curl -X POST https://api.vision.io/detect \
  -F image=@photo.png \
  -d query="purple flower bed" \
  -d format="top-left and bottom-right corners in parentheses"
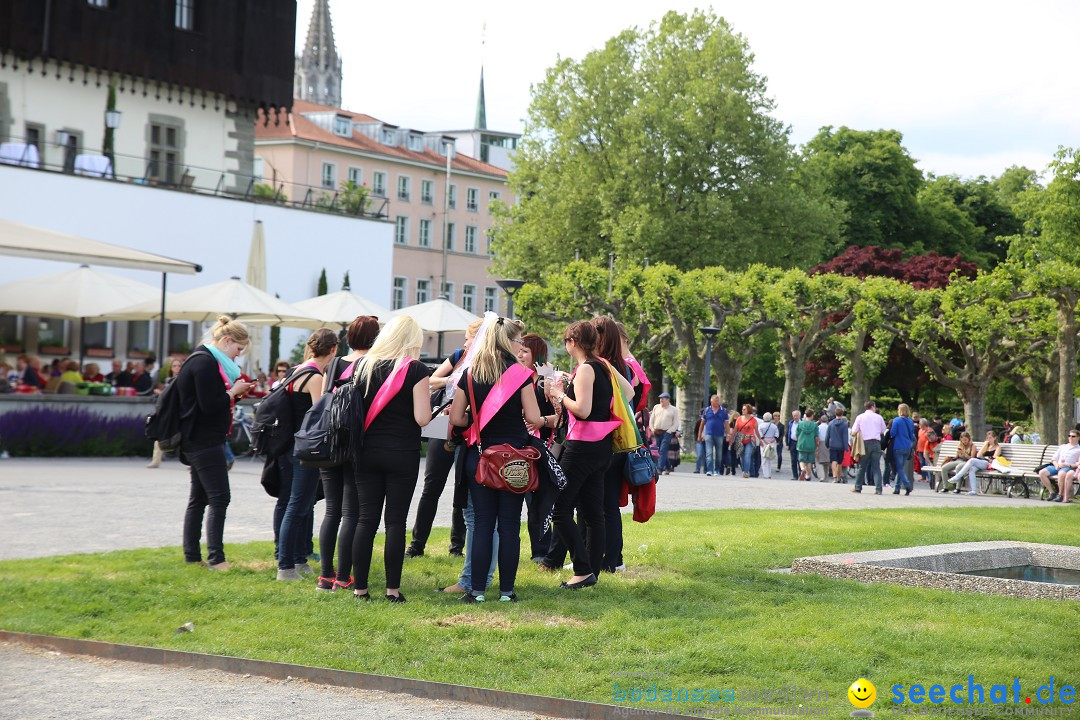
top-left (0, 407), bottom-right (152, 457)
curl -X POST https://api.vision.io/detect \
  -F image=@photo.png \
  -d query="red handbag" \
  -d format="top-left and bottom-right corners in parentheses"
top-left (468, 373), bottom-right (541, 494)
top-left (842, 449), bottom-right (854, 467)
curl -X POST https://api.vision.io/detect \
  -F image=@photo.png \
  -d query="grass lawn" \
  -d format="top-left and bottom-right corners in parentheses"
top-left (2, 507), bottom-right (1079, 716)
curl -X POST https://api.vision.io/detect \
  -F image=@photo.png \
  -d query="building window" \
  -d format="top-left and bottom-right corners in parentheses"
top-left (381, 128), bottom-right (396, 145)
top-left (394, 216), bottom-right (409, 244)
top-left (407, 134), bottom-right (423, 152)
top-left (253, 156), bottom-right (264, 182)
top-left (333, 115), bottom-right (351, 137)
top-left (127, 320), bottom-right (151, 353)
top-left (462, 284), bottom-right (476, 314)
top-left (440, 281), bottom-right (454, 303)
top-left (418, 219), bottom-right (431, 248)
top-left (420, 179), bottom-right (434, 205)
top-left (397, 175), bottom-right (410, 201)
top-left (416, 279), bottom-right (431, 304)
top-left (321, 162), bottom-right (336, 189)
top-left (444, 223), bottom-right (455, 251)
top-left (24, 123), bottom-right (44, 158)
top-left (372, 171), bottom-right (386, 196)
top-left (148, 120), bottom-right (182, 185)
top-left (175, 0), bottom-right (194, 30)
top-left (448, 184), bottom-right (457, 209)
top-left (347, 166), bottom-right (362, 186)
top-left (464, 225), bottom-right (478, 254)
top-left (484, 287), bottom-right (498, 313)
top-left (392, 277), bottom-right (407, 310)
top-left (466, 187), bottom-right (479, 212)
top-left (489, 190), bottom-right (501, 212)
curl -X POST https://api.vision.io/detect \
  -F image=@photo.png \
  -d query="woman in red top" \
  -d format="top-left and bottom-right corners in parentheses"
top-left (734, 404), bottom-right (760, 478)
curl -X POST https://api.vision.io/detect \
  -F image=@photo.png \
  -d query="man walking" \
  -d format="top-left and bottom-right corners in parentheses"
top-left (850, 400), bottom-right (887, 494)
top-left (786, 410), bottom-right (802, 480)
top-left (650, 392), bottom-right (680, 476)
top-left (701, 395), bottom-right (728, 476)
top-left (827, 407), bottom-right (849, 483)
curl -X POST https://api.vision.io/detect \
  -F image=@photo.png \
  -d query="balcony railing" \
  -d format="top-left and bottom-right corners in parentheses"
top-left (0, 137), bottom-right (390, 220)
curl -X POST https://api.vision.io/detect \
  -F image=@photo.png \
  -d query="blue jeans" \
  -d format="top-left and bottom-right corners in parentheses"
top-left (893, 448), bottom-right (913, 492)
top-left (704, 435), bottom-right (724, 474)
top-left (277, 453), bottom-right (320, 570)
top-left (457, 492), bottom-right (497, 592)
top-left (467, 446), bottom-right (525, 594)
top-left (695, 440), bottom-right (707, 472)
top-left (740, 442), bottom-right (755, 475)
top-left (656, 431), bottom-right (673, 472)
top-left (856, 440), bottom-right (883, 492)
top-left (223, 441), bottom-right (235, 464)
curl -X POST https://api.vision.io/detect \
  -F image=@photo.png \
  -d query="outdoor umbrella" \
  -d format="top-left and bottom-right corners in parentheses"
top-left (289, 290), bottom-right (391, 329)
top-left (244, 220), bottom-right (267, 373)
top-left (0, 265), bottom-right (172, 364)
top-left (390, 298), bottom-right (481, 357)
top-left (102, 276), bottom-right (317, 326)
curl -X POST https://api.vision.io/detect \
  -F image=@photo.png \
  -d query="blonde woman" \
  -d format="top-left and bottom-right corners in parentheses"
top-left (938, 431), bottom-right (975, 493)
top-left (176, 316), bottom-right (253, 570)
top-left (949, 430), bottom-right (1001, 496)
top-left (276, 328), bottom-right (338, 581)
top-left (350, 315), bottom-right (432, 602)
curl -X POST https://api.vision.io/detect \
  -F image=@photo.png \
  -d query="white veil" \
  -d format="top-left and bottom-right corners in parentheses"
top-left (444, 311), bottom-right (499, 401)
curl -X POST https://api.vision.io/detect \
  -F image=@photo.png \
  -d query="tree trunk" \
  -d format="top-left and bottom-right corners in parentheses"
top-left (677, 351), bottom-right (706, 440)
top-left (960, 383), bottom-right (990, 438)
top-left (1032, 386), bottom-right (1059, 443)
top-left (715, 358), bottom-right (745, 410)
top-left (645, 357), bottom-right (664, 407)
top-left (1057, 306), bottom-right (1077, 440)
top-left (780, 360), bottom-right (806, 424)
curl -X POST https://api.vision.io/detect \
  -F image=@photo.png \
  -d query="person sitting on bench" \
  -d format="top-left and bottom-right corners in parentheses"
top-left (1038, 431), bottom-right (1080, 503)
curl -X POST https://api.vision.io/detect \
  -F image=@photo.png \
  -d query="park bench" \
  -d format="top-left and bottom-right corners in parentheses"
top-left (922, 441), bottom-right (1057, 498)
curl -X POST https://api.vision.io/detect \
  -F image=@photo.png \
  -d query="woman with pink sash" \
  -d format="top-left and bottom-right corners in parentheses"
top-left (449, 318), bottom-right (544, 603)
top-left (547, 320), bottom-right (632, 590)
top-left (315, 315), bottom-right (378, 592)
top-left (350, 316), bottom-right (432, 602)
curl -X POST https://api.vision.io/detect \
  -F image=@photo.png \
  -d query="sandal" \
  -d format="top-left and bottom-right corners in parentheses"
top-left (332, 576), bottom-right (355, 591)
top-left (316, 575), bottom-right (336, 592)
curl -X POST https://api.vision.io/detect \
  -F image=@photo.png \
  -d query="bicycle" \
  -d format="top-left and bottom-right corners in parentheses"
top-left (229, 404), bottom-right (255, 459)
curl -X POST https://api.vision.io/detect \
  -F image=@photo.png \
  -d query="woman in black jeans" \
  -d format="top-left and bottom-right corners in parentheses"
top-left (547, 320), bottom-right (633, 590)
top-left (315, 315), bottom-right (379, 591)
top-left (450, 318), bottom-right (544, 603)
top-left (350, 315), bottom-right (431, 602)
top-left (177, 316), bottom-right (253, 570)
top-left (517, 333), bottom-right (558, 562)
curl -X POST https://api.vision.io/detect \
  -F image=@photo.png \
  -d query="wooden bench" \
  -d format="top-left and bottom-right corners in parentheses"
top-left (923, 441), bottom-right (1057, 498)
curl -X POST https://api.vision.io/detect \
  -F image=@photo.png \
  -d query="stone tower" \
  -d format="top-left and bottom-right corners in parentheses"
top-left (294, 0), bottom-right (342, 107)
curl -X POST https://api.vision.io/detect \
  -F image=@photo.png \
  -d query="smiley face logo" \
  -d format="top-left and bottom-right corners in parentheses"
top-left (848, 678), bottom-right (877, 709)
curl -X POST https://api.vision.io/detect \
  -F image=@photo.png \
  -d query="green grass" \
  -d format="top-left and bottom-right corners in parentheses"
top-left (2, 508), bottom-right (1079, 716)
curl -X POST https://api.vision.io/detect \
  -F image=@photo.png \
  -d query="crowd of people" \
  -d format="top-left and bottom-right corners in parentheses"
top-left (175, 312), bottom-right (657, 603)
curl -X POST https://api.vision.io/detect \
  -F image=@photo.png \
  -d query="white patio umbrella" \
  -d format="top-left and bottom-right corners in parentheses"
top-left (389, 298), bottom-right (480, 333)
top-left (102, 276), bottom-right (317, 326)
top-left (0, 265), bottom-right (172, 363)
top-left (244, 221), bottom-right (267, 373)
top-left (288, 290), bottom-right (391, 329)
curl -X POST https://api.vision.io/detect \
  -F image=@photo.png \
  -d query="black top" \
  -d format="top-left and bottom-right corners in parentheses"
top-left (21, 366), bottom-right (43, 388)
top-left (360, 359), bottom-right (432, 451)
top-left (286, 365), bottom-right (321, 432)
top-left (457, 355), bottom-right (532, 445)
top-left (176, 346), bottom-right (231, 452)
top-left (568, 360), bottom-right (613, 423)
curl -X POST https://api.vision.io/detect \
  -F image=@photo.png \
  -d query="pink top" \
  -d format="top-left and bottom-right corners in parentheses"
top-left (851, 410), bottom-right (887, 441)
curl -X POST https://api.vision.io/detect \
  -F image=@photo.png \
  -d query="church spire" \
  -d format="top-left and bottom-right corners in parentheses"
top-left (294, 0), bottom-right (343, 108)
top-left (475, 66), bottom-right (487, 130)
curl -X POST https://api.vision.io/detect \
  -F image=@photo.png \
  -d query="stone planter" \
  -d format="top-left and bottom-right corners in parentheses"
top-left (39, 346), bottom-right (70, 356)
top-left (85, 347), bottom-right (115, 358)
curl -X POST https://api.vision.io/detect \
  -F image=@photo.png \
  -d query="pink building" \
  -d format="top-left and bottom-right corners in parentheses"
top-left (254, 99), bottom-right (514, 356)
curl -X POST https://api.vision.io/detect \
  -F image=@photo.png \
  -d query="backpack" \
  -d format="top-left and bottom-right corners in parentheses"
top-left (145, 348), bottom-right (210, 452)
top-left (293, 358), bottom-right (357, 468)
top-left (250, 364), bottom-right (321, 458)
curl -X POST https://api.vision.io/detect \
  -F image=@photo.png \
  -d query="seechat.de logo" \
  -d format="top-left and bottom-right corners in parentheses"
top-left (848, 678), bottom-right (877, 717)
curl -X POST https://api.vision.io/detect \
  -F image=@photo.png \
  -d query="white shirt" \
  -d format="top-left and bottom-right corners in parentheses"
top-left (650, 403), bottom-right (680, 434)
top-left (1052, 443), bottom-right (1080, 467)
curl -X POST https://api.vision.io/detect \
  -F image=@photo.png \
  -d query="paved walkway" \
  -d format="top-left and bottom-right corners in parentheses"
top-left (0, 457), bottom-right (1042, 561)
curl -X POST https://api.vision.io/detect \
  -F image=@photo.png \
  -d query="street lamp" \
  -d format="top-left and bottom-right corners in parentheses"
top-left (496, 279), bottom-right (525, 319)
top-left (700, 326), bottom-right (720, 404)
top-left (105, 109), bottom-right (122, 130)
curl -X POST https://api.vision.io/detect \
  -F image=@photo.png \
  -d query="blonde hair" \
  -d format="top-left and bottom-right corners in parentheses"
top-left (471, 318), bottom-right (519, 385)
top-left (466, 318), bottom-right (484, 338)
top-left (210, 315), bottom-right (250, 345)
top-left (354, 315), bottom-right (422, 393)
top-left (897, 403), bottom-right (911, 417)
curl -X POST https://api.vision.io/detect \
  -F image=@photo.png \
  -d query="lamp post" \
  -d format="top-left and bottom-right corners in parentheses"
top-left (700, 326), bottom-right (720, 404)
top-left (496, 279), bottom-right (525, 319)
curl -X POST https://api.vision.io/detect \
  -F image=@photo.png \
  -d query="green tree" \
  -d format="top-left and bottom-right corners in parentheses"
top-left (917, 174), bottom-right (1023, 267)
top-left (317, 268), bottom-right (328, 296)
top-left (492, 10), bottom-right (843, 280)
top-left (342, 271), bottom-right (351, 291)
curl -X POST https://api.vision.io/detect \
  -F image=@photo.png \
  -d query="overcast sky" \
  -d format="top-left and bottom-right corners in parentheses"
top-left (298, 0), bottom-right (1078, 181)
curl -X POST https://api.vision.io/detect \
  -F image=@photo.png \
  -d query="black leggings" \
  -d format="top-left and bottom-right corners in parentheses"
top-left (602, 453), bottom-right (627, 572)
top-left (318, 464), bottom-right (358, 580)
top-left (182, 445), bottom-right (231, 565)
top-left (552, 438), bottom-right (611, 577)
top-left (352, 448), bottom-right (420, 591)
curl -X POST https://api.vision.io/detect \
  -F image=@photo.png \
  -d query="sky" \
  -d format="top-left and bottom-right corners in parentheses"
top-left (297, 0), bottom-right (1080, 181)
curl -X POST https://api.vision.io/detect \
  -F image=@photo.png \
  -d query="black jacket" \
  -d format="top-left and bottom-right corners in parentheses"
top-left (176, 347), bottom-right (231, 452)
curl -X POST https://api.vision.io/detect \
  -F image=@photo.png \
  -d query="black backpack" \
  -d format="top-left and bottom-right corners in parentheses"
top-left (294, 358), bottom-right (355, 468)
top-left (145, 348), bottom-right (210, 452)
top-left (250, 364), bottom-right (321, 458)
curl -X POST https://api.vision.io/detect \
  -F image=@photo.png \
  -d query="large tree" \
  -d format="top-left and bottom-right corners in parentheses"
top-left (492, 10), bottom-right (843, 280)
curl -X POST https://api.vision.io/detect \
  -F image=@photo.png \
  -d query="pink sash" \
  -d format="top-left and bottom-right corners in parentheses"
top-left (565, 363), bottom-right (622, 442)
top-left (625, 356), bottom-right (651, 412)
top-left (464, 363), bottom-right (533, 446)
top-left (363, 358), bottom-right (414, 431)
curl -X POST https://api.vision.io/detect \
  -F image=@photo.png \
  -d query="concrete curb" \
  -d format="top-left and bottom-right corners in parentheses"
top-left (0, 630), bottom-right (682, 719)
